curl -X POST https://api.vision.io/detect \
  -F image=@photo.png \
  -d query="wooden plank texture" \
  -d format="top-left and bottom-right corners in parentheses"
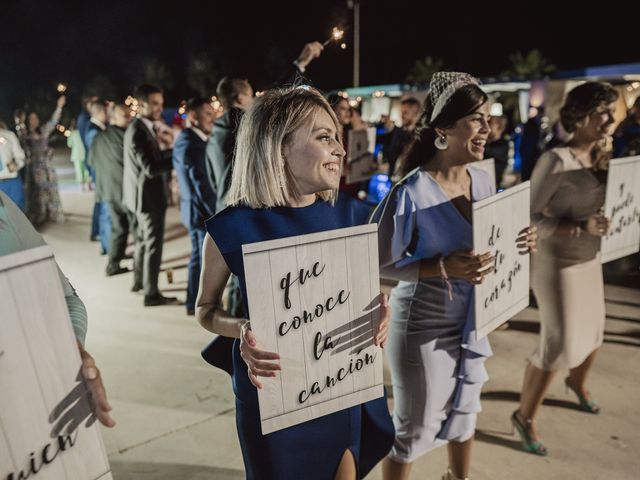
top-left (473, 182), bottom-right (531, 339)
top-left (243, 224), bottom-right (384, 434)
top-left (0, 247), bottom-right (111, 479)
top-left (601, 156), bottom-right (640, 263)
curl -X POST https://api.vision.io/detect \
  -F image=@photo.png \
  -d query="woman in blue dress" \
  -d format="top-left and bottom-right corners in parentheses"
top-left (196, 86), bottom-right (394, 479)
top-left (372, 72), bottom-right (536, 480)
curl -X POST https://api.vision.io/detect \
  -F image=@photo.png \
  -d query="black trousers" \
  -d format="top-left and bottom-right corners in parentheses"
top-left (134, 208), bottom-right (166, 297)
top-left (106, 200), bottom-right (135, 271)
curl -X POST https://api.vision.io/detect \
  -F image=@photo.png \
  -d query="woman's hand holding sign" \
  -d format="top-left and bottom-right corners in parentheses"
top-left (373, 293), bottom-right (390, 349)
top-left (445, 250), bottom-right (495, 285)
top-left (585, 212), bottom-right (610, 237)
top-left (516, 225), bottom-right (538, 254)
top-left (240, 321), bottom-right (281, 389)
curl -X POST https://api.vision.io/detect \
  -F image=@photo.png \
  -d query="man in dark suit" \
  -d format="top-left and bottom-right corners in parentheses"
top-left (203, 42), bottom-right (323, 319)
top-left (206, 41), bottom-right (324, 212)
top-left (378, 97), bottom-right (421, 180)
top-left (88, 103), bottom-right (134, 277)
top-left (123, 84), bottom-right (176, 307)
top-left (172, 98), bottom-right (216, 315)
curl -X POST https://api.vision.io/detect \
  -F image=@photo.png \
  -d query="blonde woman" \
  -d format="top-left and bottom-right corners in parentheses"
top-left (196, 87), bottom-right (394, 480)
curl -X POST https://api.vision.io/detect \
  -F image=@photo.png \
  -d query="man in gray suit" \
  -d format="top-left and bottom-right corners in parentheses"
top-left (123, 84), bottom-right (176, 307)
top-left (88, 103), bottom-right (134, 277)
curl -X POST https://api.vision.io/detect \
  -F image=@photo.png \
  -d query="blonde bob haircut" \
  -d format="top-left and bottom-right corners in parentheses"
top-left (226, 86), bottom-right (342, 208)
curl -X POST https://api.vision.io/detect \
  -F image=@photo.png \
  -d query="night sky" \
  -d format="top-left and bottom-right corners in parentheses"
top-left (1, 0), bottom-right (638, 122)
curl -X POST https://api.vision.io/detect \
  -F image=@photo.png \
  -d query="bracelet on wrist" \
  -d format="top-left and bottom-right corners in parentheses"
top-left (571, 222), bottom-right (582, 238)
top-left (438, 256), bottom-right (454, 301)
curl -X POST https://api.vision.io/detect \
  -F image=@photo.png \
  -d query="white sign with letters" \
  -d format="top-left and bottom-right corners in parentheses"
top-left (242, 224), bottom-right (384, 434)
top-left (600, 156), bottom-right (640, 264)
top-left (0, 246), bottom-right (112, 480)
top-left (472, 182), bottom-right (531, 339)
top-left (346, 127), bottom-right (378, 184)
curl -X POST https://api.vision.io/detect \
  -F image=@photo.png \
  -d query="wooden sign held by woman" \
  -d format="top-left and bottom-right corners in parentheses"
top-left (0, 246), bottom-right (112, 480)
top-left (600, 155), bottom-right (640, 263)
top-left (242, 224), bottom-right (384, 434)
top-left (472, 182), bottom-right (531, 339)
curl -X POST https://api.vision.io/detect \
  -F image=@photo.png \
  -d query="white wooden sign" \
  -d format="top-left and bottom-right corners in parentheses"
top-left (473, 158), bottom-right (496, 188)
top-left (242, 224), bottom-right (384, 434)
top-left (346, 127), bottom-right (378, 184)
top-left (472, 182), bottom-right (531, 339)
top-left (0, 246), bottom-right (112, 480)
top-left (600, 156), bottom-right (640, 264)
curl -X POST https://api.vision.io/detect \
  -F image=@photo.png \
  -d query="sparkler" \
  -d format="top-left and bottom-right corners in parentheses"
top-left (323, 27), bottom-right (345, 47)
top-left (56, 83), bottom-right (67, 93)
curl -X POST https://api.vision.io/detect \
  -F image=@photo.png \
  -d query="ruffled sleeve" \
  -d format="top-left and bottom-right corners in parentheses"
top-left (370, 184), bottom-right (420, 282)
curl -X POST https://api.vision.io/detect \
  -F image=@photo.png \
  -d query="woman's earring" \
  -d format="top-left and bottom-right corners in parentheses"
top-left (434, 135), bottom-right (448, 150)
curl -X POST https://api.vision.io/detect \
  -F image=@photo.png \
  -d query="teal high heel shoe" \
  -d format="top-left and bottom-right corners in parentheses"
top-left (510, 410), bottom-right (548, 456)
top-left (564, 377), bottom-right (600, 414)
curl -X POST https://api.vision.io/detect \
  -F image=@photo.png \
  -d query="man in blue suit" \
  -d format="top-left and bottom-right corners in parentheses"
top-left (172, 98), bottom-right (217, 315)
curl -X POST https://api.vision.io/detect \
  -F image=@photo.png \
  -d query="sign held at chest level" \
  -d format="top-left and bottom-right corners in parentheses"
top-left (472, 182), bottom-right (531, 339)
top-left (242, 224), bottom-right (384, 434)
top-left (600, 156), bottom-right (640, 263)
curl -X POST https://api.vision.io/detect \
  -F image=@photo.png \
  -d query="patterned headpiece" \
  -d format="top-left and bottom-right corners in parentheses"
top-left (429, 72), bottom-right (480, 123)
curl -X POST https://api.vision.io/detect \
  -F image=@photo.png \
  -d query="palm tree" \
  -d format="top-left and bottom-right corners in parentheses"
top-left (406, 56), bottom-right (445, 84)
top-left (187, 53), bottom-right (219, 97)
top-left (138, 57), bottom-right (174, 91)
top-left (503, 50), bottom-right (556, 77)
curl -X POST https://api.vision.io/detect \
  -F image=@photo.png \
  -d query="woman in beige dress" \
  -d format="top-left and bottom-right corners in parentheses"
top-left (512, 82), bottom-right (618, 455)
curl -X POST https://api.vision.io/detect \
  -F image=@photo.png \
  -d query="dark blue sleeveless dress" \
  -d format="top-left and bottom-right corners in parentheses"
top-left (204, 197), bottom-right (394, 480)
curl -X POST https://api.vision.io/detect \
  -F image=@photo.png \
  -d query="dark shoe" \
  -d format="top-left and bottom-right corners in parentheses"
top-left (90, 235), bottom-right (99, 242)
top-left (144, 294), bottom-right (177, 307)
top-left (131, 283), bottom-right (143, 293)
top-left (186, 308), bottom-right (195, 316)
top-left (106, 265), bottom-right (130, 276)
top-left (100, 249), bottom-right (107, 255)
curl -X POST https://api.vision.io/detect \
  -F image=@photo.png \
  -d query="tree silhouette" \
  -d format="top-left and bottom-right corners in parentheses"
top-left (187, 53), bottom-right (219, 97)
top-left (502, 50), bottom-right (556, 77)
top-left (406, 56), bottom-right (445, 84)
top-left (137, 57), bottom-right (175, 90)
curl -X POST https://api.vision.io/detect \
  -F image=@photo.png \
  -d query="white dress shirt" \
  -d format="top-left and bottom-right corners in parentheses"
top-left (0, 129), bottom-right (26, 180)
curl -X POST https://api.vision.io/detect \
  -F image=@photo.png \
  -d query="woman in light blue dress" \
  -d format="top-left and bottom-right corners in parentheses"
top-left (372, 72), bottom-right (535, 480)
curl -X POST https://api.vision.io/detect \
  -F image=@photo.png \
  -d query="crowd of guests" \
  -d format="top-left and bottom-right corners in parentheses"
top-left (191, 74), bottom-right (630, 480)
top-left (2, 49), bottom-right (639, 479)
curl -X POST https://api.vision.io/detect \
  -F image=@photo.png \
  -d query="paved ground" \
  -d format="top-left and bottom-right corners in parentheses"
top-left (39, 153), bottom-right (640, 479)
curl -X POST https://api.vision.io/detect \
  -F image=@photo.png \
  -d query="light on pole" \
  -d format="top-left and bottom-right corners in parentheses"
top-left (347, 0), bottom-right (360, 87)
